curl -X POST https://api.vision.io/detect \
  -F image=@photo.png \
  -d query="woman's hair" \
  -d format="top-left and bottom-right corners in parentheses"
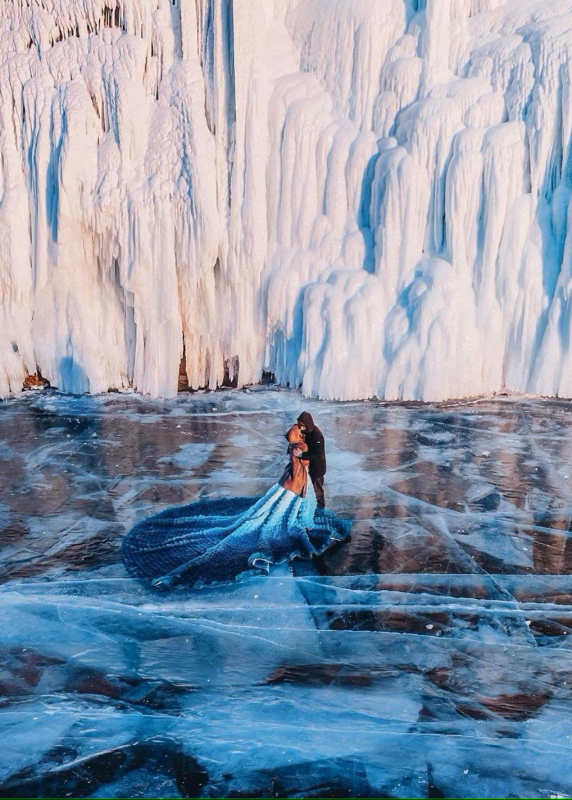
top-left (286, 424), bottom-right (305, 444)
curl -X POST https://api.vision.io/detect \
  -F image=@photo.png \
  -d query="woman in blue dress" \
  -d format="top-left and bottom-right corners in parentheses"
top-left (121, 422), bottom-right (350, 588)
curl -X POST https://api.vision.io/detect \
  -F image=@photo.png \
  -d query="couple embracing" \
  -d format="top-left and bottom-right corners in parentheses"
top-left (122, 410), bottom-right (348, 589)
top-left (281, 411), bottom-right (326, 510)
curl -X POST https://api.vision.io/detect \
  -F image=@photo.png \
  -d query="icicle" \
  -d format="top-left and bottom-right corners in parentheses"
top-left (3, 0), bottom-right (572, 402)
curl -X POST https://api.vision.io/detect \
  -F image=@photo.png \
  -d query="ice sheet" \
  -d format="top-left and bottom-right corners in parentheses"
top-left (2, 390), bottom-right (572, 797)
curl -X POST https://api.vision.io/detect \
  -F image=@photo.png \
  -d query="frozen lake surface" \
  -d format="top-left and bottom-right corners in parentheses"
top-left (2, 388), bottom-right (572, 798)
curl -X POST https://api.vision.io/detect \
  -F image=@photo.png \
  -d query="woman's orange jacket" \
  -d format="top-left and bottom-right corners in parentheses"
top-left (279, 425), bottom-right (309, 497)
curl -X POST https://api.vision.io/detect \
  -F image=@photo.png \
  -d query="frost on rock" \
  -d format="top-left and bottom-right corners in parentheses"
top-left (3, 0), bottom-right (572, 400)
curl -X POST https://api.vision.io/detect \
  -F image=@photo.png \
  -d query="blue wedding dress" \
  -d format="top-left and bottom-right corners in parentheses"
top-left (121, 476), bottom-right (351, 589)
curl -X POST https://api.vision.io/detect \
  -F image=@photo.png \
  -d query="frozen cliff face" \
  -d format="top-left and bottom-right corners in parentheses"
top-left (2, 0), bottom-right (572, 400)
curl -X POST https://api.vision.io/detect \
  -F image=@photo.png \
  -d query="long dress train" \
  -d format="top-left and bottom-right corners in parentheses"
top-left (121, 479), bottom-right (351, 589)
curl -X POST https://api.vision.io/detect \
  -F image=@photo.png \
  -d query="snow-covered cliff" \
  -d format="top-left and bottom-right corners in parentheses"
top-left (2, 0), bottom-right (572, 400)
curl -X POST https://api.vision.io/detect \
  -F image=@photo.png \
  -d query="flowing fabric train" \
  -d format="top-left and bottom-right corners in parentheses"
top-left (121, 480), bottom-right (351, 588)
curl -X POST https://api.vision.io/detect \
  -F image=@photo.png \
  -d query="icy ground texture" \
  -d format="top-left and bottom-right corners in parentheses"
top-left (3, 392), bottom-right (572, 797)
top-left (5, 1), bottom-right (572, 400)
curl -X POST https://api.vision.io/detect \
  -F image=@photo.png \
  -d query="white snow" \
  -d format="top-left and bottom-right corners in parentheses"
top-left (3, 0), bottom-right (572, 401)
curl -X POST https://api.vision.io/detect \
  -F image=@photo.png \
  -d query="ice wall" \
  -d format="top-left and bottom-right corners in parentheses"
top-left (3, 0), bottom-right (572, 400)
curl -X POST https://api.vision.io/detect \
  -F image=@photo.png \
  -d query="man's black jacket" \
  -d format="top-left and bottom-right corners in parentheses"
top-left (296, 411), bottom-right (326, 478)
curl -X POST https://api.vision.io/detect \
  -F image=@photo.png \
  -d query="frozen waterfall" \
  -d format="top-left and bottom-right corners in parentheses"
top-left (2, 0), bottom-right (572, 401)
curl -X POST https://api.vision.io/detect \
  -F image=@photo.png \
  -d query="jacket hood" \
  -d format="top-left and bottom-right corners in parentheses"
top-left (297, 411), bottom-right (315, 433)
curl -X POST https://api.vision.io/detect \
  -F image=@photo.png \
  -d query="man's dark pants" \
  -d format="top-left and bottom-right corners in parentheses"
top-left (311, 473), bottom-right (325, 509)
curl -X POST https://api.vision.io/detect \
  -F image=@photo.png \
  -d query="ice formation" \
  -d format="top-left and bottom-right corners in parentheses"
top-left (3, 0), bottom-right (572, 400)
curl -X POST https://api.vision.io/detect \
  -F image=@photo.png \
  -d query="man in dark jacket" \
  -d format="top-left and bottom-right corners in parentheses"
top-left (295, 411), bottom-right (327, 508)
